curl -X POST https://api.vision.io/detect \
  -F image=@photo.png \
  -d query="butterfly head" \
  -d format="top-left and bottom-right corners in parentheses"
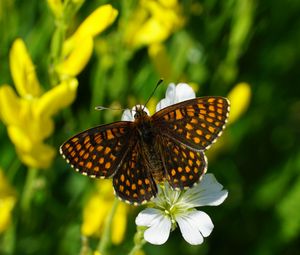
top-left (132, 105), bottom-right (150, 120)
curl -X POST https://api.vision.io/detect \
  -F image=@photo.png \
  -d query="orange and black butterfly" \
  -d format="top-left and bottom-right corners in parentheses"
top-left (60, 97), bottom-right (230, 205)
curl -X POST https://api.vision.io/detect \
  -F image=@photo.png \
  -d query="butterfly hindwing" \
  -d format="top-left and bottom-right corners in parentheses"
top-left (60, 121), bottom-right (134, 178)
top-left (113, 142), bottom-right (158, 205)
top-left (153, 97), bottom-right (230, 151)
top-left (158, 136), bottom-right (207, 190)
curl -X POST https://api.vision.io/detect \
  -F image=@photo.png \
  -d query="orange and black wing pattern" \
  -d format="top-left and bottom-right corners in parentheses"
top-left (153, 97), bottom-right (230, 151)
top-left (60, 121), bottom-right (134, 178)
top-left (112, 142), bottom-right (158, 205)
top-left (158, 135), bottom-right (207, 190)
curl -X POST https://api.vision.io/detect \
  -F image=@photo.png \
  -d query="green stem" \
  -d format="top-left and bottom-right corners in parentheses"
top-left (49, 17), bottom-right (67, 86)
top-left (128, 228), bottom-right (146, 255)
top-left (7, 158), bottom-right (21, 183)
top-left (20, 168), bottom-right (38, 212)
top-left (0, 220), bottom-right (16, 254)
top-left (97, 198), bottom-right (119, 255)
top-left (79, 236), bottom-right (91, 255)
top-left (48, 0), bottom-right (84, 86)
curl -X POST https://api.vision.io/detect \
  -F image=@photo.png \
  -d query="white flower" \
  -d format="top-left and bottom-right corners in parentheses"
top-left (121, 83), bottom-right (195, 121)
top-left (156, 83), bottom-right (196, 112)
top-left (135, 174), bottom-right (228, 245)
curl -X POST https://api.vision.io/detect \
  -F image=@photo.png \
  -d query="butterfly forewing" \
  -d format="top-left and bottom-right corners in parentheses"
top-left (113, 142), bottom-right (158, 205)
top-left (153, 97), bottom-right (230, 151)
top-left (60, 122), bottom-right (134, 178)
top-left (158, 136), bottom-right (207, 189)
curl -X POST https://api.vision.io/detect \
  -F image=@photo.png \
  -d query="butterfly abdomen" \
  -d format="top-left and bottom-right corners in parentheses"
top-left (146, 139), bottom-right (166, 182)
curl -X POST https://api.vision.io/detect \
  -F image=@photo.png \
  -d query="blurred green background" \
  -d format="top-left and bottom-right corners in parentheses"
top-left (0, 0), bottom-right (300, 255)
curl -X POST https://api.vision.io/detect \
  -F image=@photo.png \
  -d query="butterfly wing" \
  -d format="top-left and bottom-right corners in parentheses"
top-left (152, 97), bottom-right (230, 151)
top-left (157, 135), bottom-right (207, 190)
top-left (112, 142), bottom-right (158, 205)
top-left (60, 121), bottom-right (135, 178)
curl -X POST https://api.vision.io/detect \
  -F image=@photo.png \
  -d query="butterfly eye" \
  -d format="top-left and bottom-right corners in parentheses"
top-left (134, 112), bottom-right (140, 119)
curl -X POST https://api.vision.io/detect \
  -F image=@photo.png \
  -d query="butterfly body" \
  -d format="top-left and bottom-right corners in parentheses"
top-left (132, 108), bottom-right (165, 182)
top-left (133, 108), bottom-right (155, 142)
top-left (60, 97), bottom-right (230, 205)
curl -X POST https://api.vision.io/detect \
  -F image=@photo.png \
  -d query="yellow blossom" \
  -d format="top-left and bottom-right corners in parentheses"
top-left (227, 82), bottom-right (251, 124)
top-left (9, 38), bottom-right (41, 98)
top-left (56, 4), bottom-right (118, 78)
top-left (0, 39), bottom-right (78, 169)
top-left (81, 180), bottom-right (128, 245)
top-left (123, 0), bottom-right (184, 48)
top-left (0, 170), bottom-right (16, 234)
top-left (47, 0), bottom-right (63, 17)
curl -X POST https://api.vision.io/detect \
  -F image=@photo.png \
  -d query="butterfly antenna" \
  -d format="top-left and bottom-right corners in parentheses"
top-left (143, 79), bottom-right (164, 110)
top-left (94, 106), bottom-right (126, 111)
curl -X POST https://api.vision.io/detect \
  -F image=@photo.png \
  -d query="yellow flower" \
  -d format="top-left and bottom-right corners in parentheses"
top-left (9, 38), bottom-right (41, 98)
top-left (47, 0), bottom-right (63, 17)
top-left (0, 170), bottom-right (16, 234)
top-left (81, 180), bottom-right (128, 245)
top-left (123, 0), bottom-right (184, 48)
top-left (227, 82), bottom-right (251, 124)
top-left (0, 39), bottom-right (78, 169)
top-left (56, 4), bottom-right (118, 78)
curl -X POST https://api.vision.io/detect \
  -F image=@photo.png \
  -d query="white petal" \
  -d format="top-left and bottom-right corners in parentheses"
top-left (174, 83), bottom-right (196, 102)
top-left (156, 83), bottom-right (176, 111)
top-left (185, 211), bottom-right (214, 237)
top-left (136, 208), bottom-right (170, 244)
top-left (156, 97), bottom-right (172, 112)
top-left (135, 208), bottom-right (162, 226)
top-left (143, 213), bottom-right (171, 245)
top-left (165, 83), bottom-right (176, 101)
top-left (121, 109), bottom-right (134, 121)
top-left (183, 174), bottom-right (228, 207)
top-left (156, 83), bottom-right (196, 112)
top-left (176, 210), bottom-right (214, 245)
top-left (176, 212), bottom-right (204, 245)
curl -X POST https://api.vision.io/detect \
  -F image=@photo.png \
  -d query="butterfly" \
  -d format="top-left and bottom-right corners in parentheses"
top-left (60, 96), bottom-right (230, 205)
